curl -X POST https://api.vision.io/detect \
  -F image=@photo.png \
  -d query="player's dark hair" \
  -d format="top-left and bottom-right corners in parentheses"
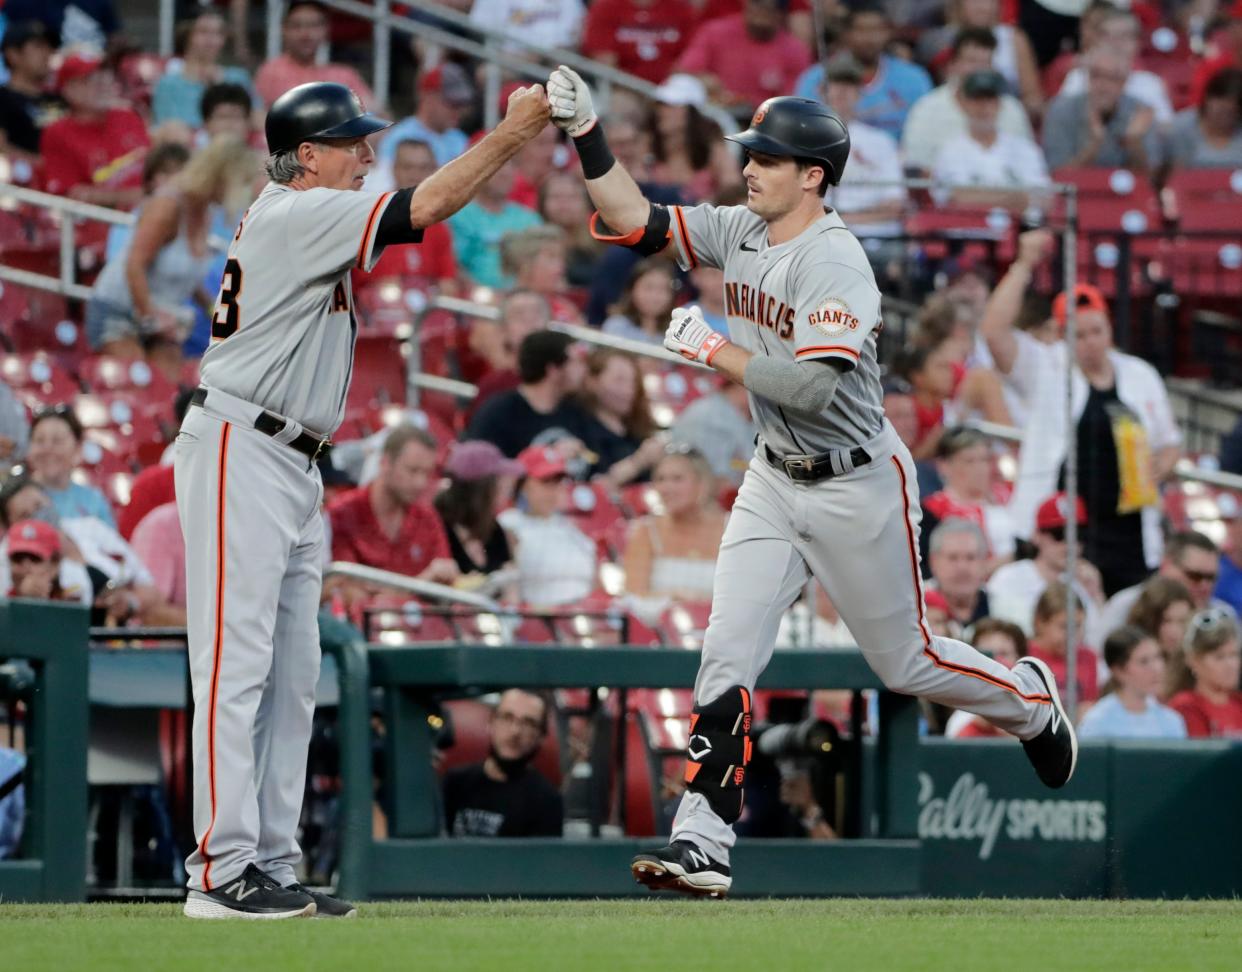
top-left (952, 26), bottom-right (998, 57)
top-left (1165, 530), bottom-right (1219, 564)
top-left (142, 142), bottom-right (191, 193)
top-left (30, 404), bottom-right (84, 442)
top-left (381, 423), bottom-right (438, 463)
top-left (970, 617), bottom-right (1028, 657)
top-left (795, 157), bottom-right (830, 197)
top-left (201, 82), bottom-right (253, 122)
top-left (518, 330), bottom-right (575, 385)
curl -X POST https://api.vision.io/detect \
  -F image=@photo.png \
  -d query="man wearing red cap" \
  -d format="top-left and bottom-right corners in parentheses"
top-left (40, 52), bottom-right (148, 210)
top-left (1189, 2), bottom-right (1242, 106)
top-left (377, 64), bottom-right (473, 170)
top-left (987, 492), bottom-right (1105, 637)
top-left (982, 229), bottom-right (1181, 596)
top-left (254, 1), bottom-right (375, 111)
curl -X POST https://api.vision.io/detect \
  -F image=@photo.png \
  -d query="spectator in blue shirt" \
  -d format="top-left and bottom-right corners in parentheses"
top-left (25, 405), bottom-right (116, 529)
top-left (794, 3), bottom-right (931, 140)
top-left (378, 63), bottom-right (473, 170)
top-left (1213, 493), bottom-right (1242, 617)
top-left (0, 746), bottom-right (23, 860)
top-left (151, 11), bottom-right (252, 128)
top-left (450, 160), bottom-right (542, 289)
top-left (1077, 626), bottom-right (1187, 739)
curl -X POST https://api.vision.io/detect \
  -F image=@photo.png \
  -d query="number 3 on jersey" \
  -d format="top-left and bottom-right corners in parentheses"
top-left (212, 258), bottom-right (243, 340)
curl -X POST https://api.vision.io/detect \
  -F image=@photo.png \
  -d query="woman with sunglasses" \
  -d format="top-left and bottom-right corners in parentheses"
top-left (1078, 626), bottom-right (1187, 739)
top-left (1168, 609), bottom-right (1242, 738)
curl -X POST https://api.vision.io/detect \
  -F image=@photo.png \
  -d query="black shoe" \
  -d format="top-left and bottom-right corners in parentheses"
top-left (286, 883), bottom-right (357, 918)
top-left (1015, 656), bottom-right (1078, 789)
top-left (631, 840), bottom-right (731, 898)
top-left (184, 864), bottom-right (316, 920)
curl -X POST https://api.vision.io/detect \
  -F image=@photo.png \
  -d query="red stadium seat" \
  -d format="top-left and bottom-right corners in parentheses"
top-left (80, 355), bottom-right (180, 399)
top-left (1167, 169), bottom-right (1242, 232)
top-left (566, 480), bottom-right (625, 543)
top-left (0, 351), bottom-right (79, 402)
top-left (345, 335), bottom-right (407, 417)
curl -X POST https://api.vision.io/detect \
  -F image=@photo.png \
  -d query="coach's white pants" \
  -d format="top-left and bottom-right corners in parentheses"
top-left (671, 422), bottom-right (1052, 863)
top-left (175, 389), bottom-right (324, 892)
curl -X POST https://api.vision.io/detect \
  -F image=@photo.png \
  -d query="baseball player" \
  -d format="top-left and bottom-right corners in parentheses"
top-left (546, 68), bottom-right (1078, 898)
top-left (176, 81), bottom-right (550, 919)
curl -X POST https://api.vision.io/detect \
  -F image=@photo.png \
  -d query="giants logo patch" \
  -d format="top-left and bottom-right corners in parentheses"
top-left (807, 296), bottom-right (860, 337)
top-left (752, 100), bottom-right (772, 126)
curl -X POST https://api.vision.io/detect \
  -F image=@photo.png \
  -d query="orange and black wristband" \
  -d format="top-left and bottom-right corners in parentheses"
top-left (572, 122), bottom-right (616, 180)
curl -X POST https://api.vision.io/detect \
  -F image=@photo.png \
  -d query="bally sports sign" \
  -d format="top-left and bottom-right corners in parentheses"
top-left (917, 771), bottom-right (1107, 862)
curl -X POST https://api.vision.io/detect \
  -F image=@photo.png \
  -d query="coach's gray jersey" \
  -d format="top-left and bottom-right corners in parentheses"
top-left (198, 183), bottom-right (412, 436)
top-left (668, 204), bottom-right (884, 454)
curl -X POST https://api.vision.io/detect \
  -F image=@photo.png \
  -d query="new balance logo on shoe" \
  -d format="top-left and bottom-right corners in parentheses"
top-left (1049, 707), bottom-right (1062, 735)
top-left (686, 847), bottom-right (712, 870)
top-left (226, 880), bottom-right (259, 902)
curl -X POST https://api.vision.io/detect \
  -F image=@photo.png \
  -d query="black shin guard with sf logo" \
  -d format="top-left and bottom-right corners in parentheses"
top-left (683, 686), bottom-right (752, 824)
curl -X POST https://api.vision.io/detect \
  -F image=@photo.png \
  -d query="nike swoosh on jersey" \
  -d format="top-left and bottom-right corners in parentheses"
top-left (740, 242), bottom-right (758, 251)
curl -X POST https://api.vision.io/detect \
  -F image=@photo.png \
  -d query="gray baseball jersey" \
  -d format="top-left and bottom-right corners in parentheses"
top-left (667, 204), bottom-right (884, 453)
top-left (198, 183), bottom-right (418, 436)
top-left (650, 203), bottom-right (1057, 870)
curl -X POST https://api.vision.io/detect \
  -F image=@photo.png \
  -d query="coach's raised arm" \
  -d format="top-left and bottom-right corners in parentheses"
top-left (406, 84), bottom-right (551, 230)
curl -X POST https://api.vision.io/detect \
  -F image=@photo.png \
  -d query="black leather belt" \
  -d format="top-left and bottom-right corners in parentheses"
top-left (763, 443), bottom-right (871, 483)
top-left (190, 387), bottom-right (332, 462)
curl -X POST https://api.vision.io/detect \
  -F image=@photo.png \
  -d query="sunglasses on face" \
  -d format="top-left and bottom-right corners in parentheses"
top-left (1045, 526), bottom-right (1067, 543)
top-left (1183, 568), bottom-right (1219, 586)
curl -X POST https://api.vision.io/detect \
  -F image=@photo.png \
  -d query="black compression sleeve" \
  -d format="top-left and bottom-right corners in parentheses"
top-left (572, 123), bottom-right (616, 180)
top-left (374, 187), bottom-right (425, 247)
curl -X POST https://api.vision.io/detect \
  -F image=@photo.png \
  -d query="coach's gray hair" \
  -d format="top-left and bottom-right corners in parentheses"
top-left (264, 147), bottom-right (307, 184)
top-left (929, 517), bottom-right (988, 557)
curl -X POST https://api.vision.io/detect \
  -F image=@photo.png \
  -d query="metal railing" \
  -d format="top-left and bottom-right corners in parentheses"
top-left (325, 561), bottom-right (503, 612)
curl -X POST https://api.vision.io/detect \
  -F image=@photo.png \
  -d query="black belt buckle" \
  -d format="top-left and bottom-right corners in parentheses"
top-left (310, 435), bottom-right (332, 462)
top-left (783, 455), bottom-right (818, 481)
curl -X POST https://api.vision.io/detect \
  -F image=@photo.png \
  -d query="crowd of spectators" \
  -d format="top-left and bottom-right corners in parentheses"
top-left (4, 0), bottom-right (1242, 857)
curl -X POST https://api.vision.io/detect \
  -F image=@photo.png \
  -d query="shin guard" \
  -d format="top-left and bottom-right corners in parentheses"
top-left (683, 686), bottom-right (752, 824)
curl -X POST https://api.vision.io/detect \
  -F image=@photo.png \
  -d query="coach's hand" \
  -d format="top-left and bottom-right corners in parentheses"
top-left (502, 83), bottom-right (551, 141)
top-left (547, 65), bottom-right (597, 138)
top-left (664, 305), bottom-right (730, 366)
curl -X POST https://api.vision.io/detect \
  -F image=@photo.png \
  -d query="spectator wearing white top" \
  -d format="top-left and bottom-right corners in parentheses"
top-left (818, 54), bottom-right (904, 239)
top-left (1077, 626), bottom-right (1187, 739)
top-left (986, 492), bottom-right (1105, 636)
top-left (902, 27), bottom-right (1035, 172)
top-left (931, 69), bottom-right (1050, 212)
top-left (980, 230), bottom-right (1181, 593)
top-left (498, 445), bottom-right (597, 608)
top-left (1056, 6), bottom-right (1174, 126)
top-left (468, 0), bottom-right (584, 53)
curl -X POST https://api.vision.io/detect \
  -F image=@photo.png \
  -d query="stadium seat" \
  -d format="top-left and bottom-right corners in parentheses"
top-left (0, 350), bottom-right (79, 402)
top-left (1166, 169), bottom-right (1242, 232)
top-left (80, 355), bottom-right (180, 400)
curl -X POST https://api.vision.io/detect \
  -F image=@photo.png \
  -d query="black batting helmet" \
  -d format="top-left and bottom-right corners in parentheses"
top-left (725, 97), bottom-right (850, 186)
top-left (265, 82), bottom-right (391, 154)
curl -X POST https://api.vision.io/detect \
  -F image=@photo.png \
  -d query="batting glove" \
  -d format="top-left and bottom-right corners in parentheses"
top-left (664, 306), bottom-right (730, 366)
top-left (547, 65), bottom-right (597, 138)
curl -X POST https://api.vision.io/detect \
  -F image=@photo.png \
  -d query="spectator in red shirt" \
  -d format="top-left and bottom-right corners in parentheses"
top-left (40, 52), bottom-right (149, 211)
top-left (581, 0), bottom-right (698, 84)
top-left (675, 0), bottom-right (812, 110)
top-left (1189, 1), bottom-right (1242, 106)
top-left (327, 424), bottom-right (460, 584)
top-left (253, 1), bottom-right (375, 110)
top-left (352, 138), bottom-right (460, 299)
top-left (129, 501), bottom-right (187, 610)
top-left (1168, 606), bottom-right (1242, 737)
top-left (1028, 580), bottom-right (1101, 705)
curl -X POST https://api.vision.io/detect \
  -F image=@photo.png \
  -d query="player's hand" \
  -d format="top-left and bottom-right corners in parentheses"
top-left (664, 305), bottom-right (730, 366)
top-left (1015, 228), bottom-right (1054, 269)
top-left (501, 84), bottom-right (551, 141)
top-left (547, 65), bottom-right (597, 138)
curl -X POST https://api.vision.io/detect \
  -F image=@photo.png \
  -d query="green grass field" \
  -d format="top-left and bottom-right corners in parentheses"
top-left (3, 900), bottom-right (1241, 972)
